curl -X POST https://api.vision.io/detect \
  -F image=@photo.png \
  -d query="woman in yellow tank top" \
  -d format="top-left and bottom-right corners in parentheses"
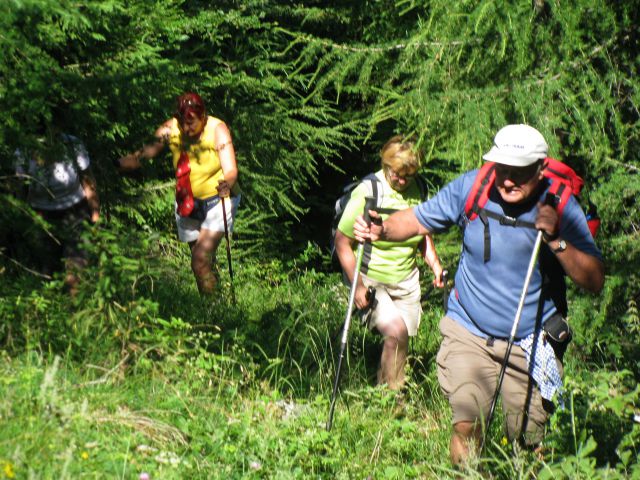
top-left (117, 92), bottom-right (240, 295)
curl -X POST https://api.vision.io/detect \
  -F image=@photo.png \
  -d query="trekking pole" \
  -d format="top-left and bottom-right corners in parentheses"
top-left (326, 197), bottom-right (376, 432)
top-left (220, 195), bottom-right (235, 304)
top-left (479, 228), bottom-right (543, 454)
top-left (441, 270), bottom-right (449, 312)
top-left (479, 193), bottom-right (558, 455)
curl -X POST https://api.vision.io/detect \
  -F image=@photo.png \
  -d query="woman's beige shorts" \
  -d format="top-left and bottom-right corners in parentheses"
top-left (360, 268), bottom-right (422, 336)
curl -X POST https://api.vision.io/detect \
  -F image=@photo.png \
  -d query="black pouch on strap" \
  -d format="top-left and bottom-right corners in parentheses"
top-left (189, 195), bottom-right (221, 222)
top-left (543, 314), bottom-right (572, 361)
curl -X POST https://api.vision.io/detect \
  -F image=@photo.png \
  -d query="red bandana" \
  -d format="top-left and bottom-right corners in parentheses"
top-left (175, 152), bottom-right (195, 216)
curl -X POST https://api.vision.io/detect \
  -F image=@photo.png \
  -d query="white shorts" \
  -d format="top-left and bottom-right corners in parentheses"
top-left (175, 195), bottom-right (240, 243)
top-left (360, 268), bottom-right (422, 336)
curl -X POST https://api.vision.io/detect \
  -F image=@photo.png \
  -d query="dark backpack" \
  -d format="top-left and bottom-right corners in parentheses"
top-left (463, 157), bottom-right (599, 315)
top-left (330, 173), bottom-right (428, 271)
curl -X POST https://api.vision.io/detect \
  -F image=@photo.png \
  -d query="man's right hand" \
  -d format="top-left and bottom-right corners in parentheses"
top-left (354, 283), bottom-right (370, 310)
top-left (354, 210), bottom-right (383, 243)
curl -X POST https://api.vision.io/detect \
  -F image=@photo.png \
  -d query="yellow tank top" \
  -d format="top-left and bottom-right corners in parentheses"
top-left (168, 116), bottom-right (224, 199)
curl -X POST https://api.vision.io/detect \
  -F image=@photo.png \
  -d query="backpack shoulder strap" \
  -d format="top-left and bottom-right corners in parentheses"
top-left (542, 157), bottom-right (583, 223)
top-left (464, 162), bottom-right (496, 221)
top-left (547, 179), bottom-right (572, 221)
top-left (360, 173), bottom-right (381, 275)
top-left (330, 173), bottom-right (380, 271)
top-left (364, 173), bottom-right (398, 215)
top-left (543, 158), bottom-right (584, 196)
top-left (359, 173), bottom-right (380, 208)
top-left (415, 174), bottom-right (428, 201)
top-left (363, 172), bottom-right (427, 216)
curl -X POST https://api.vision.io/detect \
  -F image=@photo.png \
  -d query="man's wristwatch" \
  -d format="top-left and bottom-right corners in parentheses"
top-left (552, 239), bottom-right (567, 254)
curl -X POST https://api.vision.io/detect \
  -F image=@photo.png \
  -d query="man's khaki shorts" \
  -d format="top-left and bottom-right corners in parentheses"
top-left (436, 316), bottom-right (562, 444)
top-left (360, 268), bottom-right (422, 337)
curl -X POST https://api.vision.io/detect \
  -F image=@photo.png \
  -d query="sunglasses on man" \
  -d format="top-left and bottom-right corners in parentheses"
top-left (494, 161), bottom-right (544, 184)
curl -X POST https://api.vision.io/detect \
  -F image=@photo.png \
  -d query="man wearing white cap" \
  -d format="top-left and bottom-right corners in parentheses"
top-left (353, 124), bottom-right (604, 465)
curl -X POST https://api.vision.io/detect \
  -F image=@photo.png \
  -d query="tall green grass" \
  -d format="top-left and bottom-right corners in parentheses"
top-left (1, 225), bottom-right (638, 479)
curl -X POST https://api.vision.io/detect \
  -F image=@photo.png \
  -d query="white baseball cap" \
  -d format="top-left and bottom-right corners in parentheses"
top-left (482, 124), bottom-right (549, 167)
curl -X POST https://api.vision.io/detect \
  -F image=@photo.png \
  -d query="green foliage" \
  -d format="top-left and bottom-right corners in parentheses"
top-left (1, 0), bottom-right (639, 478)
top-left (0, 0), bottom-right (366, 256)
top-left (541, 370), bottom-right (640, 479)
top-left (1, 0), bottom-right (638, 255)
top-left (2, 217), bottom-right (638, 477)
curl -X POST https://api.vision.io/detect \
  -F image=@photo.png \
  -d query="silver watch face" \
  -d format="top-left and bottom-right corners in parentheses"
top-left (555, 240), bottom-right (567, 252)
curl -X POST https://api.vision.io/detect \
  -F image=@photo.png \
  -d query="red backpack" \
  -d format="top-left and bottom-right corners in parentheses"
top-left (463, 158), bottom-right (599, 262)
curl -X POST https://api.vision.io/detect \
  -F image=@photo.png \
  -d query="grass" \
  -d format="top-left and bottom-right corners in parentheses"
top-left (0, 226), bottom-right (638, 479)
top-left (0, 350), bottom-right (486, 479)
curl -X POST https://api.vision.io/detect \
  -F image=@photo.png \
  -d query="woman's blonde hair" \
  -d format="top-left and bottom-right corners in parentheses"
top-left (380, 135), bottom-right (421, 175)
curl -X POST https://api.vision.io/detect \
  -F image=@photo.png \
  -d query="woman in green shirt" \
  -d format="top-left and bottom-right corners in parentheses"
top-left (334, 135), bottom-right (444, 390)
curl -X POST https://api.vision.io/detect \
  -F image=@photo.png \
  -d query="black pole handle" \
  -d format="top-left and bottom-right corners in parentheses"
top-left (350, 286), bottom-right (376, 316)
top-left (541, 192), bottom-right (560, 242)
top-left (365, 286), bottom-right (374, 301)
top-left (544, 192), bottom-right (559, 208)
top-left (363, 196), bottom-right (376, 226)
top-left (364, 286), bottom-right (376, 312)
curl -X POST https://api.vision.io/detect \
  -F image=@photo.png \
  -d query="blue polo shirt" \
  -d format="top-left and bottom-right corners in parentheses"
top-left (414, 170), bottom-right (602, 339)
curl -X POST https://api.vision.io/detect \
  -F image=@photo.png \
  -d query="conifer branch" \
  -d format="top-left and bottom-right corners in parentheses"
top-left (146, 181), bottom-right (174, 191)
top-left (532, 35), bottom-right (625, 86)
top-left (603, 157), bottom-right (639, 173)
top-left (277, 28), bottom-right (469, 53)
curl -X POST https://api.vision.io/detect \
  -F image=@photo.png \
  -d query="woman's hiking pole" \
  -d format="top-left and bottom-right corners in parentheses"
top-left (326, 197), bottom-right (376, 432)
top-left (479, 228), bottom-right (544, 455)
top-left (220, 196), bottom-right (235, 304)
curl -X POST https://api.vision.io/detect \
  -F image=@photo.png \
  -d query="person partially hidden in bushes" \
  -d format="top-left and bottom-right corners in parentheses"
top-left (353, 125), bottom-right (604, 465)
top-left (116, 92), bottom-right (240, 296)
top-left (14, 120), bottom-right (100, 296)
top-left (334, 135), bottom-right (444, 391)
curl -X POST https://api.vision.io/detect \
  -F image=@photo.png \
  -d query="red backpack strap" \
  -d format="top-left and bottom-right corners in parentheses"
top-left (464, 162), bottom-right (496, 221)
top-left (547, 179), bottom-right (572, 222)
top-left (543, 157), bottom-right (583, 225)
top-left (543, 157), bottom-right (584, 196)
